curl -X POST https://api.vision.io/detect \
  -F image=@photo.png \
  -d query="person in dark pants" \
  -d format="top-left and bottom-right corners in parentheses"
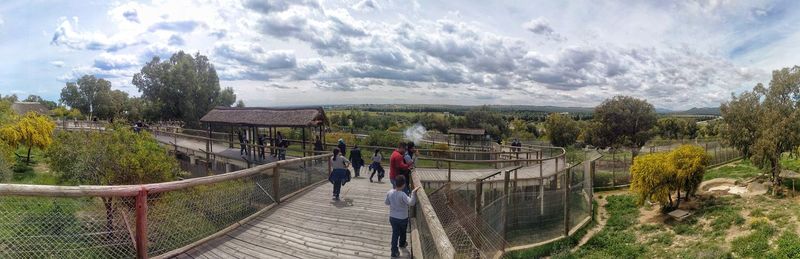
top-left (385, 175), bottom-right (419, 257)
top-left (314, 137), bottom-right (324, 154)
top-left (257, 134), bottom-right (266, 160)
top-left (328, 148), bottom-right (350, 201)
top-left (237, 130), bottom-right (246, 155)
top-left (276, 131), bottom-right (286, 160)
top-left (370, 149), bottom-right (384, 182)
top-left (349, 145), bottom-right (364, 177)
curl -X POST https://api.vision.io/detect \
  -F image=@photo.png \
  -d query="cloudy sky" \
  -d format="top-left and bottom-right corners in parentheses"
top-left (0, 0), bottom-right (798, 109)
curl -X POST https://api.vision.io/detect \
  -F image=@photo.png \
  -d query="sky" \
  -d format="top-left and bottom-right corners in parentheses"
top-left (0, 0), bottom-right (798, 110)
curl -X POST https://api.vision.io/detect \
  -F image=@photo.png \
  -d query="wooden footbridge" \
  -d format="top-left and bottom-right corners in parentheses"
top-left (0, 120), bottom-right (594, 259)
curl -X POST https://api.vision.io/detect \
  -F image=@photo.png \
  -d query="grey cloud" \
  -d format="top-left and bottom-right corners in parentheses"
top-left (148, 20), bottom-right (202, 32)
top-left (353, 0), bottom-right (379, 10)
top-left (523, 17), bottom-right (565, 41)
top-left (245, 0), bottom-right (320, 14)
top-left (313, 80), bottom-right (365, 91)
top-left (260, 83), bottom-right (296, 89)
top-left (123, 10), bottom-right (139, 23)
top-left (168, 35), bottom-right (185, 46)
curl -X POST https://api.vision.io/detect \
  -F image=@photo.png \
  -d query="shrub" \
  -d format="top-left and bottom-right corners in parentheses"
top-left (363, 130), bottom-right (403, 147)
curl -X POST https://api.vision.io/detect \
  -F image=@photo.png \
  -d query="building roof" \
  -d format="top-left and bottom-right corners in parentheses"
top-left (448, 128), bottom-right (486, 135)
top-left (11, 102), bottom-right (51, 115)
top-left (200, 106), bottom-right (327, 127)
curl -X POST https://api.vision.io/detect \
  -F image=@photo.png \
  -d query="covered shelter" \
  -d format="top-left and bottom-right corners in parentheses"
top-left (447, 128), bottom-right (488, 148)
top-left (200, 106), bottom-right (328, 165)
top-left (11, 102), bottom-right (51, 116)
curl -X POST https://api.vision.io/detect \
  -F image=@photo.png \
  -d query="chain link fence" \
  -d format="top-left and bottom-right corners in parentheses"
top-left (412, 154), bottom-right (596, 258)
top-left (0, 154), bottom-right (330, 259)
top-left (593, 140), bottom-right (741, 189)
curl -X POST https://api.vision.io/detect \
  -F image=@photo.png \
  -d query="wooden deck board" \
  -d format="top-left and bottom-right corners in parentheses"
top-left (177, 175), bottom-right (409, 259)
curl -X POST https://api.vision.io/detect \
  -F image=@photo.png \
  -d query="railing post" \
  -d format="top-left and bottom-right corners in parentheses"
top-left (447, 161), bottom-right (452, 182)
top-left (135, 187), bottom-right (149, 259)
top-left (502, 170), bottom-right (511, 240)
top-left (563, 168), bottom-right (571, 237)
top-left (273, 165), bottom-right (281, 203)
top-left (475, 179), bottom-right (483, 215)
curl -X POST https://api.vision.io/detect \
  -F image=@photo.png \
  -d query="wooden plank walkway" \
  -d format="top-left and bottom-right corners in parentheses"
top-left (415, 157), bottom-right (567, 183)
top-left (176, 175), bottom-right (411, 259)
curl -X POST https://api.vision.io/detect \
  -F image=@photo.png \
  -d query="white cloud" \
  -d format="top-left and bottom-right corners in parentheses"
top-left (26, 0), bottom-right (787, 109)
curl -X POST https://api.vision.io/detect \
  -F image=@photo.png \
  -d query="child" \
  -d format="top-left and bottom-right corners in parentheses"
top-left (384, 175), bottom-right (419, 257)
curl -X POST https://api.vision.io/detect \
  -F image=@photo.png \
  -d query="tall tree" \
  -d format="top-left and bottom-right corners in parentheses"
top-left (544, 113), bottom-right (580, 147)
top-left (750, 67), bottom-right (800, 194)
top-left (60, 75), bottom-right (113, 120)
top-left (720, 90), bottom-right (761, 157)
top-left (586, 96), bottom-right (657, 158)
top-left (132, 51), bottom-right (237, 126)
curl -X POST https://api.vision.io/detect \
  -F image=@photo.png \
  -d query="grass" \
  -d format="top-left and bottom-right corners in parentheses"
top-left (703, 159), bottom-right (761, 180)
top-left (7, 147), bottom-right (60, 185)
top-left (546, 189), bottom-right (800, 259)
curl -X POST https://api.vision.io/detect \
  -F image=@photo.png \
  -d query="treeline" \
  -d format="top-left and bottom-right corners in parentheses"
top-left (5, 51), bottom-right (243, 127)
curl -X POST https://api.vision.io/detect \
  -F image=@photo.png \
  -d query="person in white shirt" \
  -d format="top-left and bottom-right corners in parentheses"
top-left (328, 148), bottom-right (350, 201)
top-left (384, 175), bottom-right (419, 257)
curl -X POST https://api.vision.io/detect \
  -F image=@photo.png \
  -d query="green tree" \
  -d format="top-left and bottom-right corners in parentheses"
top-left (60, 75), bottom-right (114, 120)
top-left (364, 130), bottom-right (403, 147)
top-left (132, 51), bottom-right (237, 126)
top-left (720, 90), bottom-right (760, 157)
top-left (462, 106), bottom-right (509, 141)
top-left (23, 95), bottom-right (58, 109)
top-left (586, 96), bottom-right (657, 158)
top-left (235, 100), bottom-right (246, 108)
top-left (544, 113), bottom-right (580, 147)
top-left (47, 124), bottom-right (180, 185)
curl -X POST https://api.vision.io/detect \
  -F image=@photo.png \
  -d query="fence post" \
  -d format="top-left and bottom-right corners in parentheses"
top-left (273, 166), bottom-right (281, 203)
top-left (447, 161), bottom-right (452, 182)
top-left (502, 170), bottom-right (511, 240)
top-left (475, 179), bottom-right (483, 215)
top-left (563, 168), bottom-right (571, 237)
top-left (135, 187), bottom-right (149, 259)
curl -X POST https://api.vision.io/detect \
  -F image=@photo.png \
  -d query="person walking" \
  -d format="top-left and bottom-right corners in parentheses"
top-left (337, 138), bottom-right (347, 157)
top-left (369, 149), bottom-right (384, 182)
top-left (276, 131), bottom-right (286, 160)
top-left (328, 148), bottom-right (350, 201)
top-left (384, 175), bottom-right (419, 257)
top-left (238, 130), bottom-right (246, 155)
top-left (389, 142), bottom-right (411, 188)
top-left (257, 134), bottom-right (266, 160)
top-left (314, 136), bottom-right (324, 154)
top-left (350, 145), bottom-right (364, 177)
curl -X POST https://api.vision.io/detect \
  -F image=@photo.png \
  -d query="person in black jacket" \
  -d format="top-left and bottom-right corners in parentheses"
top-left (349, 145), bottom-right (364, 177)
top-left (237, 130), bottom-right (246, 155)
top-left (337, 139), bottom-right (347, 157)
top-left (314, 137), bottom-right (324, 154)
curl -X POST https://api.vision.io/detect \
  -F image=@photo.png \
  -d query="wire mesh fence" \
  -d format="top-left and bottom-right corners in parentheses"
top-left (593, 140), bottom-right (741, 189)
top-left (412, 158), bottom-right (595, 258)
top-left (0, 154), bottom-right (330, 259)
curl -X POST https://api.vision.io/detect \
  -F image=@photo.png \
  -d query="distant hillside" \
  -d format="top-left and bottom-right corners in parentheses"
top-left (670, 107), bottom-right (721, 116)
top-left (326, 104), bottom-right (595, 114)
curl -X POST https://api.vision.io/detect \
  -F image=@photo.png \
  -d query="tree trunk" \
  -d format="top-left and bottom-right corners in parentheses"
top-left (26, 146), bottom-right (32, 164)
top-left (674, 190), bottom-right (682, 209)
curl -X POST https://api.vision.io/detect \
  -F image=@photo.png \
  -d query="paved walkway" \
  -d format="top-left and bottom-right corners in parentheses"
top-left (176, 176), bottom-right (410, 259)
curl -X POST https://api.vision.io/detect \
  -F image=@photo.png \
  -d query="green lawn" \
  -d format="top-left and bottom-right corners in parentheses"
top-left (704, 159), bottom-right (761, 180)
top-left (8, 147), bottom-right (59, 185)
